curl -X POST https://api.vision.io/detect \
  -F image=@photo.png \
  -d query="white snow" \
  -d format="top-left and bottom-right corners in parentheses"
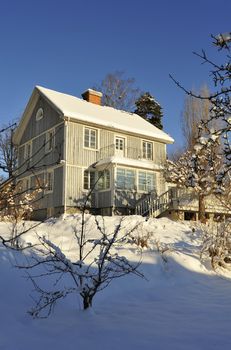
top-left (35, 86), bottom-right (174, 144)
top-left (95, 155), bottom-right (163, 170)
top-left (1, 215), bottom-right (231, 350)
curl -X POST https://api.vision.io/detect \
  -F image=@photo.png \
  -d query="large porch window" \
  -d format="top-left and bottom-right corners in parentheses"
top-left (116, 168), bottom-right (135, 190)
top-left (138, 171), bottom-right (156, 192)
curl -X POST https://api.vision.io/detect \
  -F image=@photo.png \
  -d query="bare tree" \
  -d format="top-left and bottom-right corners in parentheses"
top-left (170, 32), bottom-right (230, 173)
top-left (168, 32), bottom-right (231, 267)
top-left (93, 71), bottom-right (141, 111)
top-left (18, 216), bottom-right (143, 317)
top-left (181, 85), bottom-right (211, 151)
top-left (0, 122), bottom-right (17, 178)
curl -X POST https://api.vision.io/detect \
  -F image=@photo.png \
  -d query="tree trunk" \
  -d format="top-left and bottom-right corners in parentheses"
top-left (83, 294), bottom-right (93, 310)
top-left (198, 194), bottom-right (206, 223)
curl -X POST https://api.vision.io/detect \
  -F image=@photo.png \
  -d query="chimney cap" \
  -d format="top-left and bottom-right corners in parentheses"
top-left (81, 89), bottom-right (102, 99)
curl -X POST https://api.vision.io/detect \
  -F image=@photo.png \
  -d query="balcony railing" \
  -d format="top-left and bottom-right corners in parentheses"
top-left (97, 144), bottom-right (146, 162)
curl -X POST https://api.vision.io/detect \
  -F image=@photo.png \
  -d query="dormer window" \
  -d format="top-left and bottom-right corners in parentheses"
top-left (36, 108), bottom-right (43, 121)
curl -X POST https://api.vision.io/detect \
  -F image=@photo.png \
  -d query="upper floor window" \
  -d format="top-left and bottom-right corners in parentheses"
top-left (36, 108), bottom-right (44, 121)
top-left (45, 129), bottom-right (55, 153)
top-left (116, 168), bottom-right (135, 190)
top-left (98, 170), bottom-right (110, 190)
top-left (84, 170), bottom-right (96, 190)
top-left (24, 141), bottom-right (32, 161)
top-left (142, 141), bottom-right (153, 160)
top-left (84, 127), bottom-right (97, 149)
top-left (138, 171), bottom-right (156, 192)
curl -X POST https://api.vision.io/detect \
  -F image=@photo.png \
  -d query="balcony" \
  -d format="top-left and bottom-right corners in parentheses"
top-left (97, 144), bottom-right (150, 162)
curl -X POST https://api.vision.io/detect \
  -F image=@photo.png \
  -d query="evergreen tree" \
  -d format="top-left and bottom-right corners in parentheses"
top-left (134, 92), bottom-right (163, 129)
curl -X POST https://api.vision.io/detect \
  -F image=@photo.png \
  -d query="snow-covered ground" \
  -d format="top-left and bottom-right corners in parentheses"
top-left (1, 215), bottom-right (231, 350)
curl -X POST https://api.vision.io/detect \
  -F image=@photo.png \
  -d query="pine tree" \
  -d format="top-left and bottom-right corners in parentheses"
top-left (134, 92), bottom-right (163, 129)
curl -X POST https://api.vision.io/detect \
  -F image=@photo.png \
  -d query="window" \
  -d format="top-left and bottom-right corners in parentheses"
top-left (116, 168), bottom-right (135, 190)
top-left (84, 128), bottom-right (97, 149)
top-left (45, 130), bottom-right (55, 153)
top-left (25, 177), bottom-right (30, 191)
top-left (142, 141), bottom-right (153, 160)
top-left (36, 108), bottom-right (43, 121)
top-left (24, 141), bottom-right (32, 161)
top-left (45, 171), bottom-right (54, 192)
top-left (84, 170), bottom-right (96, 190)
top-left (138, 171), bottom-right (156, 192)
top-left (115, 136), bottom-right (125, 156)
top-left (98, 170), bottom-right (110, 190)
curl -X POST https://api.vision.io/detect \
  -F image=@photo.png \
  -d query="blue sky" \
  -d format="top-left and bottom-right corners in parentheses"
top-left (0, 0), bottom-right (230, 152)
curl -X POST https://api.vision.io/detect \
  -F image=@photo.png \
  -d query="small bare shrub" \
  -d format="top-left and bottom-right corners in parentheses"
top-left (201, 220), bottom-right (231, 269)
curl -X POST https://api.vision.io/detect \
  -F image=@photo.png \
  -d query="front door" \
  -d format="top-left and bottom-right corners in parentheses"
top-left (115, 137), bottom-right (125, 157)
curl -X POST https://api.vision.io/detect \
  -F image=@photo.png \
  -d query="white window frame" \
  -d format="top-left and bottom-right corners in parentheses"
top-left (115, 135), bottom-right (127, 157)
top-left (116, 167), bottom-right (136, 190)
top-left (142, 140), bottom-right (153, 160)
top-left (83, 169), bottom-right (96, 190)
top-left (98, 169), bottom-right (110, 191)
top-left (138, 171), bottom-right (156, 192)
top-left (45, 129), bottom-right (55, 153)
top-left (36, 108), bottom-right (44, 121)
top-left (45, 170), bottom-right (54, 193)
top-left (84, 127), bottom-right (98, 150)
top-left (24, 141), bottom-right (32, 161)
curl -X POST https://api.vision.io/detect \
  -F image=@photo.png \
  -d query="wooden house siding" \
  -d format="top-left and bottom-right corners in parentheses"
top-left (66, 121), bottom-right (114, 166)
top-left (65, 165), bottom-right (83, 207)
top-left (20, 97), bottom-right (62, 144)
top-left (30, 165), bottom-right (64, 209)
top-left (17, 123), bottom-right (64, 179)
top-left (66, 120), bottom-right (166, 166)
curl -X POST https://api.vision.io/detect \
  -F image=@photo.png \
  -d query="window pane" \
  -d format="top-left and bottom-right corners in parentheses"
top-left (105, 170), bottom-right (110, 189)
top-left (85, 128), bottom-right (97, 149)
top-left (146, 173), bottom-right (155, 192)
top-left (117, 168), bottom-right (125, 189)
top-left (126, 170), bottom-right (135, 189)
top-left (116, 168), bottom-right (135, 190)
top-left (98, 170), bottom-right (110, 190)
top-left (84, 170), bottom-right (89, 189)
top-left (138, 171), bottom-right (156, 191)
top-left (84, 170), bottom-right (96, 190)
top-left (138, 172), bottom-right (146, 191)
top-left (98, 171), bottom-right (104, 190)
top-left (46, 172), bottom-right (53, 191)
top-left (142, 141), bottom-right (153, 160)
top-left (90, 172), bottom-right (95, 189)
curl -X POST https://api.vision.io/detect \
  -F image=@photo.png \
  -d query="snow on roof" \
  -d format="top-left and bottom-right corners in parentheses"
top-left (36, 86), bottom-right (174, 144)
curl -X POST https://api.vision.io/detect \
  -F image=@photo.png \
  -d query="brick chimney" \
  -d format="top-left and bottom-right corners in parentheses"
top-left (81, 89), bottom-right (102, 105)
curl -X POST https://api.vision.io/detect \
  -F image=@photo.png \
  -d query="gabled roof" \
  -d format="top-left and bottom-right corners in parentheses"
top-left (14, 85), bottom-right (174, 144)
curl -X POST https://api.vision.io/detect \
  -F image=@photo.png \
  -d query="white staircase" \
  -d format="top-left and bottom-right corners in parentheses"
top-left (135, 189), bottom-right (175, 218)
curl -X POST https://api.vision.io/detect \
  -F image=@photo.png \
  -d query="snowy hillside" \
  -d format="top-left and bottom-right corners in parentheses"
top-left (1, 215), bottom-right (231, 350)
